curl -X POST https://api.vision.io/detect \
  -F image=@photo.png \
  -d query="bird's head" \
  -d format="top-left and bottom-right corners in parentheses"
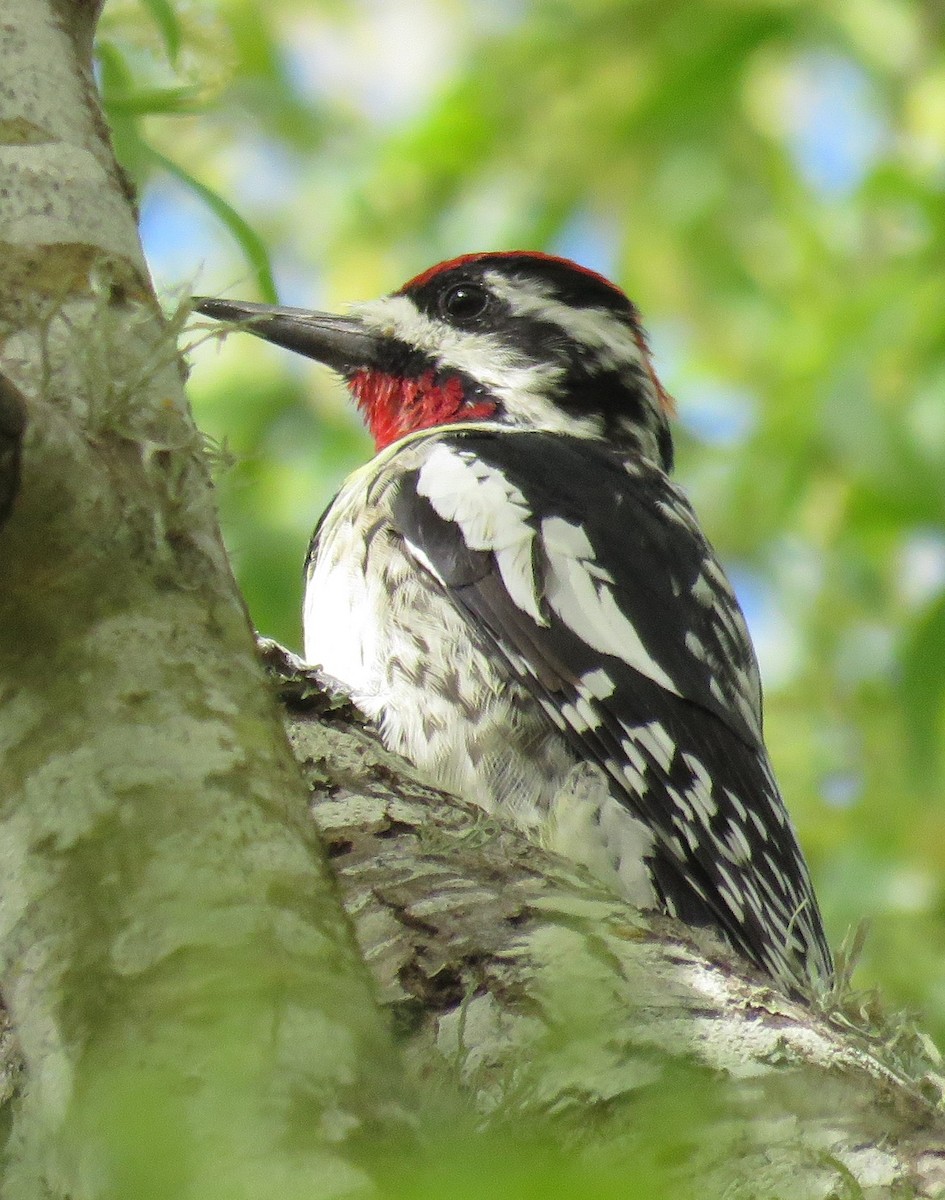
top-left (195, 251), bottom-right (675, 470)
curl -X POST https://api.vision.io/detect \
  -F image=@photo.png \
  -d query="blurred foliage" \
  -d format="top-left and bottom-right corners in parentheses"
top-left (97, 0), bottom-right (945, 1049)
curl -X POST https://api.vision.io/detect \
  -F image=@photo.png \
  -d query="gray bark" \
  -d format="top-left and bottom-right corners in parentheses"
top-left (0, 3), bottom-right (412, 1197)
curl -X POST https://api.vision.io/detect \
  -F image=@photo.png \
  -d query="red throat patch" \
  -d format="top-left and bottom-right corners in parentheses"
top-left (350, 369), bottom-right (498, 450)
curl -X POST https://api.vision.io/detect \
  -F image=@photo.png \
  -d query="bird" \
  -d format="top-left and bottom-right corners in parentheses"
top-left (195, 250), bottom-right (833, 995)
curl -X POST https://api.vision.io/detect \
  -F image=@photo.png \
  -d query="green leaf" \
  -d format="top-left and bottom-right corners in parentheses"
top-left (146, 148), bottom-right (279, 303)
top-left (901, 593), bottom-right (945, 786)
top-left (95, 39), bottom-right (150, 179)
top-left (140, 0), bottom-right (183, 67)
top-left (104, 85), bottom-right (204, 116)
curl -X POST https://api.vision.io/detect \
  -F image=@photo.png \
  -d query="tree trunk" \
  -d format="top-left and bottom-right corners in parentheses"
top-left (1, 2), bottom-right (943, 1199)
top-left (0, 3), bottom-right (412, 1197)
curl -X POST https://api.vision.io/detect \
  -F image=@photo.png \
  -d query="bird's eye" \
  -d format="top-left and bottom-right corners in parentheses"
top-left (440, 282), bottom-right (490, 323)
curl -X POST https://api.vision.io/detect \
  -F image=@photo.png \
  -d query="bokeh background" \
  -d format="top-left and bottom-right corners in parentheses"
top-left (100, 0), bottom-right (945, 1041)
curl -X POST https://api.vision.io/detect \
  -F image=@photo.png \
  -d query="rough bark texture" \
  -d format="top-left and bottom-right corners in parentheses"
top-left (275, 682), bottom-right (945, 1200)
top-left (4, 666), bottom-right (945, 1196)
top-left (0, 3), bottom-right (411, 1197)
top-left (2, 1), bottom-right (945, 1198)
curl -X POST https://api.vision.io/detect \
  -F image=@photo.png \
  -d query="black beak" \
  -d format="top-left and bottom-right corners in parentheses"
top-left (193, 297), bottom-right (383, 375)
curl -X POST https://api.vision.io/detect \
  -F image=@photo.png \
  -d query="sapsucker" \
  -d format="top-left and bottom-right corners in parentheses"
top-left (197, 251), bottom-right (833, 994)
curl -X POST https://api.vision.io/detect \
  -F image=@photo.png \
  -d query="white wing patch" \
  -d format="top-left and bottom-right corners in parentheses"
top-left (561, 696), bottom-right (601, 732)
top-left (618, 719), bottom-right (678, 777)
top-left (415, 443), bottom-right (546, 625)
top-left (580, 667), bottom-right (616, 700)
top-left (414, 454), bottom-right (684, 700)
top-left (656, 497), bottom-right (694, 527)
top-left (691, 571), bottom-right (717, 607)
top-left (619, 737), bottom-right (649, 792)
top-left (681, 753), bottom-right (718, 820)
top-left (540, 516), bottom-right (679, 695)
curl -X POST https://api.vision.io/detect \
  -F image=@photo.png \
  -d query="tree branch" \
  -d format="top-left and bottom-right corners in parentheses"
top-left (280, 685), bottom-right (945, 1199)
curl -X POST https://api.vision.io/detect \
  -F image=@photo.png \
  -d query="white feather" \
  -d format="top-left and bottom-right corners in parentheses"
top-left (415, 444), bottom-right (546, 625)
top-left (540, 516), bottom-right (679, 694)
top-left (485, 272), bottom-right (645, 374)
top-left (581, 668), bottom-right (615, 699)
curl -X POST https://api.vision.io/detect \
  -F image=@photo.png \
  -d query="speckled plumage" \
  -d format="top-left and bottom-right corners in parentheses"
top-left (303, 430), bottom-right (661, 908)
top-left (196, 251), bottom-right (834, 996)
top-left (303, 422), bottom-right (832, 992)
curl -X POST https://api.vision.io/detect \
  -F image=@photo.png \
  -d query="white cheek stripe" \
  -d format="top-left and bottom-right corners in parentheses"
top-left (485, 273), bottom-right (645, 374)
top-left (351, 295), bottom-right (601, 438)
top-left (353, 294), bottom-right (558, 398)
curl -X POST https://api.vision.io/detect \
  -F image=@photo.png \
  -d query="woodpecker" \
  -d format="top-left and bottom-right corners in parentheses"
top-left (196, 251), bottom-right (833, 994)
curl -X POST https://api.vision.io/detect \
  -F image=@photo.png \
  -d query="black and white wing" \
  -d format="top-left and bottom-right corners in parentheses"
top-left (390, 428), bottom-right (833, 992)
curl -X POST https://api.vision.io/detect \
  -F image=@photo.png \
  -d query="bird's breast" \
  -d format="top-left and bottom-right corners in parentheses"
top-left (302, 453), bottom-right (571, 828)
